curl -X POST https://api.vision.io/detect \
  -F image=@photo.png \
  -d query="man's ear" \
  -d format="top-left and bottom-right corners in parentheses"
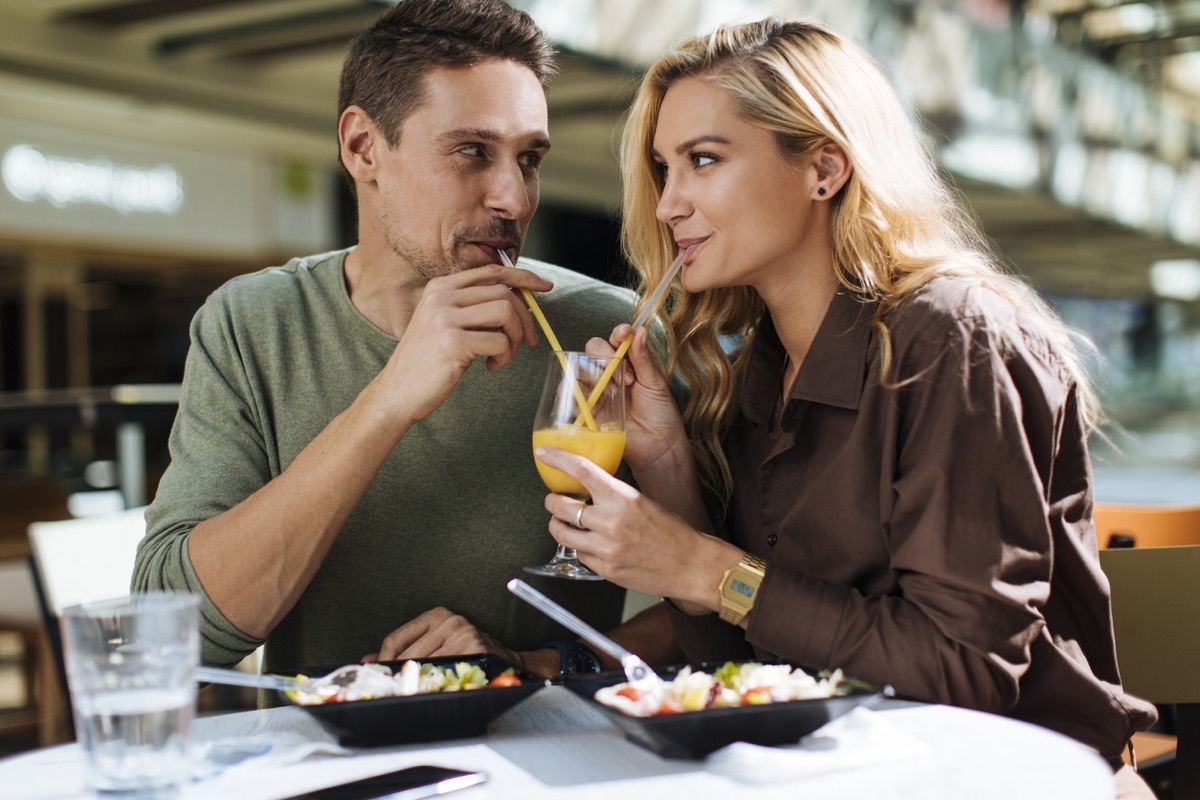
top-left (338, 106), bottom-right (381, 184)
top-left (811, 143), bottom-right (852, 200)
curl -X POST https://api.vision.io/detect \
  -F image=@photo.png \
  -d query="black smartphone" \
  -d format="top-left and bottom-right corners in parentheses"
top-left (280, 765), bottom-right (488, 800)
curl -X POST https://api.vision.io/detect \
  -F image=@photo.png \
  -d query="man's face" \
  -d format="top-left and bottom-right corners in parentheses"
top-left (372, 60), bottom-right (550, 281)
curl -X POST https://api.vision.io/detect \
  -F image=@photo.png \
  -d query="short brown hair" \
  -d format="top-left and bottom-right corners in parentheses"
top-left (338, 0), bottom-right (556, 146)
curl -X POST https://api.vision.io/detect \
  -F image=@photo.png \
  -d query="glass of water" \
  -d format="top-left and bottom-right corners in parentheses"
top-left (62, 592), bottom-right (200, 799)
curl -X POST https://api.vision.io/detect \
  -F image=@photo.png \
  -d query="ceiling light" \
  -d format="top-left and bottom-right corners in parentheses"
top-left (1149, 259), bottom-right (1200, 301)
top-left (1083, 4), bottom-right (1158, 39)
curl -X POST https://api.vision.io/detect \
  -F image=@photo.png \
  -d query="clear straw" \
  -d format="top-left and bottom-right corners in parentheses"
top-left (575, 251), bottom-right (685, 421)
top-left (632, 250), bottom-right (686, 332)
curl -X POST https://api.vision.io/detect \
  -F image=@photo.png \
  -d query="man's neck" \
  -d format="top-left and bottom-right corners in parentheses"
top-left (343, 244), bottom-right (426, 339)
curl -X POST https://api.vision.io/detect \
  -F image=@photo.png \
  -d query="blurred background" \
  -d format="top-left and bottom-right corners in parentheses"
top-left (0, 0), bottom-right (1198, 502)
top-left (0, 0), bottom-right (1198, 769)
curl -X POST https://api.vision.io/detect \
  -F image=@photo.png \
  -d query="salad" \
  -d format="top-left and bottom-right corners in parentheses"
top-left (594, 662), bottom-right (845, 717)
top-left (286, 660), bottom-right (522, 705)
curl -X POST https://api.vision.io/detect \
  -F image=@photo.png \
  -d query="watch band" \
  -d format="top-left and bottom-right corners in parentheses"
top-left (719, 553), bottom-right (768, 625)
top-left (539, 640), bottom-right (602, 675)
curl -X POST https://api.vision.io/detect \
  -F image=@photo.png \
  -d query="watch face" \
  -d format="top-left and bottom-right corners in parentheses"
top-left (729, 576), bottom-right (757, 600)
top-left (721, 558), bottom-right (765, 624)
top-left (567, 646), bottom-right (602, 674)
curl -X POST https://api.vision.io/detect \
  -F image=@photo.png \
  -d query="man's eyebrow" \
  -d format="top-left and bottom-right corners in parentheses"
top-left (438, 128), bottom-right (551, 150)
top-left (651, 134), bottom-right (732, 160)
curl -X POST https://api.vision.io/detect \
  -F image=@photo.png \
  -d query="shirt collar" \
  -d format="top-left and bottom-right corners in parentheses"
top-left (740, 290), bottom-right (874, 423)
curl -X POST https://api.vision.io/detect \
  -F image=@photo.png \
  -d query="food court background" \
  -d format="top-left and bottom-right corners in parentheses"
top-left (1, 0), bottom-right (1198, 504)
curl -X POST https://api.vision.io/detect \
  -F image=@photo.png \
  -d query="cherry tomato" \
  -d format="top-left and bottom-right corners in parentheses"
top-left (616, 686), bottom-right (642, 701)
top-left (489, 673), bottom-right (522, 688)
top-left (742, 686), bottom-right (773, 705)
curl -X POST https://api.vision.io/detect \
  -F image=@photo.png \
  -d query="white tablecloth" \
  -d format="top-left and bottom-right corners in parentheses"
top-left (0, 688), bottom-right (1114, 800)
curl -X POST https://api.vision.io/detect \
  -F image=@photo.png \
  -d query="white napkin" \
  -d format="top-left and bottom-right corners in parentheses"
top-left (190, 708), bottom-right (351, 781)
top-left (191, 732), bottom-right (351, 780)
top-left (705, 707), bottom-right (931, 784)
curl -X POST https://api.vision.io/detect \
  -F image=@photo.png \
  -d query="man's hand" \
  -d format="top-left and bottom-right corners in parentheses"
top-left (364, 607), bottom-right (560, 678)
top-left (376, 265), bottom-right (552, 426)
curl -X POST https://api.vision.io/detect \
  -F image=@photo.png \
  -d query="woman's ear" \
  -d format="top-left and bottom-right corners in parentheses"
top-left (338, 106), bottom-right (381, 185)
top-left (812, 143), bottom-right (852, 200)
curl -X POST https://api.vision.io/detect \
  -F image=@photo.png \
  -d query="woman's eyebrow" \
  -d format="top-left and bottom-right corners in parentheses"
top-left (651, 135), bottom-right (732, 160)
top-left (673, 135), bottom-right (731, 154)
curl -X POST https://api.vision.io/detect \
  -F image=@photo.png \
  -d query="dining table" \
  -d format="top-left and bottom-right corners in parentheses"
top-left (1, 685), bottom-right (1115, 800)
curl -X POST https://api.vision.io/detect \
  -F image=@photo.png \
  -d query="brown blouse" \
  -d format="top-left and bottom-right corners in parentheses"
top-left (668, 277), bottom-right (1156, 760)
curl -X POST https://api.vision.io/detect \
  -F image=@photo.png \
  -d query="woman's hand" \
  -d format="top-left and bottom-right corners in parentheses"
top-left (585, 325), bottom-right (688, 476)
top-left (537, 445), bottom-right (742, 610)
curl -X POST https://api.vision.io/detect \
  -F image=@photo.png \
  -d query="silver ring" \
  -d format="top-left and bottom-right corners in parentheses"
top-left (572, 503), bottom-right (587, 530)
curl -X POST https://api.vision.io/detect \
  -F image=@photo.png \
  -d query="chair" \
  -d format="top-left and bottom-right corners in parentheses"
top-left (0, 475), bottom-right (72, 559)
top-left (27, 508), bottom-right (261, 718)
top-left (1100, 542), bottom-right (1200, 799)
top-left (27, 507), bottom-right (148, 736)
top-left (1093, 502), bottom-right (1200, 549)
top-left (0, 559), bottom-right (66, 745)
top-left (0, 474), bottom-right (73, 746)
top-left (27, 506), bottom-right (149, 619)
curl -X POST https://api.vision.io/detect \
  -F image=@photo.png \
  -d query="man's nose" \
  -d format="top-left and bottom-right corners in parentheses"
top-left (486, 162), bottom-right (535, 220)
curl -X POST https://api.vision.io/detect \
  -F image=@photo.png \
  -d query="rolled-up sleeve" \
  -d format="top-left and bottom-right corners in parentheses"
top-left (131, 298), bottom-right (269, 665)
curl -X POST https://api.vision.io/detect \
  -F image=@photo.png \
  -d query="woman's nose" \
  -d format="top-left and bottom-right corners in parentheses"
top-left (655, 176), bottom-right (688, 225)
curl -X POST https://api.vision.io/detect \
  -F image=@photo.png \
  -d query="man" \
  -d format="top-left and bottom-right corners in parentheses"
top-left (132, 0), bottom-right (676, 679)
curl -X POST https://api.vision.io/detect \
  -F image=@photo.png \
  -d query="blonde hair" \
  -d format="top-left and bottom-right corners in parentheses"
top-left (620, 18), bottom-right (1099, 499)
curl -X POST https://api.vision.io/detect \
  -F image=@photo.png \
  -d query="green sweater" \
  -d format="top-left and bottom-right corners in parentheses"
top-left (133, 249), bottom-right (636, 673)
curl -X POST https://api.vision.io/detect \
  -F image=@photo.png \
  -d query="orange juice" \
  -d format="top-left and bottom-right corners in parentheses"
top-left (532, 425), bottom-right (626, 496)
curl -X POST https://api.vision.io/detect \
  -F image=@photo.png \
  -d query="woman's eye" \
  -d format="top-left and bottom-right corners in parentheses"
top-left (692, 153), bottom-right (717, 168)
top-left (654, 161), bottom-right (668, 179)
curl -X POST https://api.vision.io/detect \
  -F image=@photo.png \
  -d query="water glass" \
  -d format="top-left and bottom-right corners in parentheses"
top-left (61, 592), bottom-right (200, 799)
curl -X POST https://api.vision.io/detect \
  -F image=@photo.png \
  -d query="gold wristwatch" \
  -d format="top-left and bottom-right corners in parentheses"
top-left (719, 553), bottom-right (768, 625)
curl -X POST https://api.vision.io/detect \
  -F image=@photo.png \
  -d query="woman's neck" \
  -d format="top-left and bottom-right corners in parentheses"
top-left (759, 261), bottom-right (839, 391)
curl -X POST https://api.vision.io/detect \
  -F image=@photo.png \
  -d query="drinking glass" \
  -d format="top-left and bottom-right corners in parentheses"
top-left (62, 592), bottom-right (200, 799)
top-left (526, 350), bottom-right (626, 580)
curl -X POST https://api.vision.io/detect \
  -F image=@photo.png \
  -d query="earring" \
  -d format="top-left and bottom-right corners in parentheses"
top-left (817, 187), bottom-right (827, 196)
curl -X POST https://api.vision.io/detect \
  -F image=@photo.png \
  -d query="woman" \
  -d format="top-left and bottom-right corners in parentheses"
top-left (535, 17), bottom-right (1157, 795)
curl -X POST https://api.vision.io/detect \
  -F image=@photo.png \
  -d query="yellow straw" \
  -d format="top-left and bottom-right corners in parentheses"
top-left (576, 336), bottom-right (632, 425)
top-left (499, 251), bottom-right (598, 431)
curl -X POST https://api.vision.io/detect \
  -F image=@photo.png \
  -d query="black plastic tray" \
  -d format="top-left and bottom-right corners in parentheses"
top-left (281, 654), bottom-right (549, 747)
top-left (565, 661), bottom-right (884, 759)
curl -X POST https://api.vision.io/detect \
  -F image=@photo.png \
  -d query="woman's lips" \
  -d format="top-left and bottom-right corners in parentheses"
top-left (677, 238), bottom-right (708, 264)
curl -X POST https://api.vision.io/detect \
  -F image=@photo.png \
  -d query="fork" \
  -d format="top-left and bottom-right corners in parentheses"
top-left (507, 578), bottom-right (661, 690)
top-left (195, 663), bottom-right (396, 695)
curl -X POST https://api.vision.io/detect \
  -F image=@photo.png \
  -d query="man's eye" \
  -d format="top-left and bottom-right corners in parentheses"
top-left (459, 144), bottom-right (486, 158)
top-left (519, 152), bottom-right (544, 169)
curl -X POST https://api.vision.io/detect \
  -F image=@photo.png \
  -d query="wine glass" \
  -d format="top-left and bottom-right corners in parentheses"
top-left (526, 350), bottom-right (626, 580)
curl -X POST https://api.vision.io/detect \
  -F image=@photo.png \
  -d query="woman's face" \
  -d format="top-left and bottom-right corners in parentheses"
top-left (652, 77), bottom-right (824, 295)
